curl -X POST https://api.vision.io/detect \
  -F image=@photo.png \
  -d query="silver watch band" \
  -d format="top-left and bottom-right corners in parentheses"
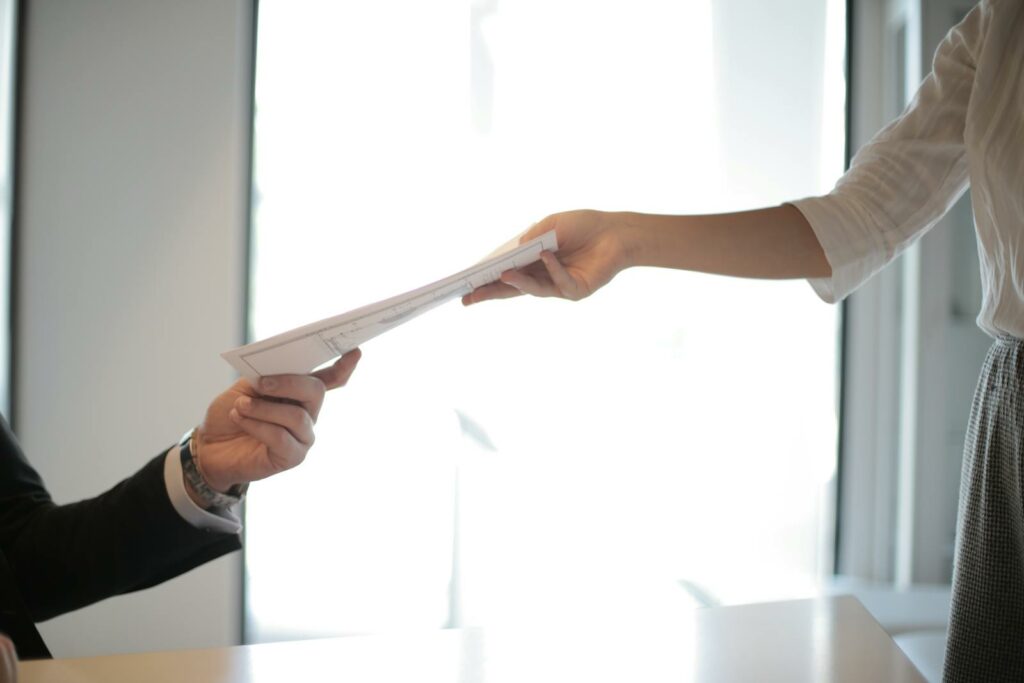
top-left (178, 428), bottom-right (247, 509)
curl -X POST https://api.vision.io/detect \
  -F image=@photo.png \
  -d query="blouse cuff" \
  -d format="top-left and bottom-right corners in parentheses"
top-left (788, 196), bottom-right (886, 304)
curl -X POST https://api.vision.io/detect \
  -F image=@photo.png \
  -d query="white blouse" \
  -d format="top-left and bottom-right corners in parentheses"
top-left (792, 0), bottom-right (1024, 339)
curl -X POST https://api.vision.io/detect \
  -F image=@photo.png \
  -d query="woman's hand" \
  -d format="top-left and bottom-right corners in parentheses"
top-left (191, 349), bottom-right (362, 495)
top-left (462, 205), bottom-right (831, 307)
top-left (462, 210), bottom-right (632, 305)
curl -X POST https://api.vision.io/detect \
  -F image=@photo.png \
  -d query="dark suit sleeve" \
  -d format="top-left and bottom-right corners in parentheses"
top-left (0, 418), bottom-right (241, 622)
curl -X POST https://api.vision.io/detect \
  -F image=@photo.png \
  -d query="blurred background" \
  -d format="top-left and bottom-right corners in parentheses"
top-left (0, 0), bottom-right (988, 679)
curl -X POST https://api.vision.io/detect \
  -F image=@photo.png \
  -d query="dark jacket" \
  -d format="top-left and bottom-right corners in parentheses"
top-left (0, 417), bottom-right (241, 658)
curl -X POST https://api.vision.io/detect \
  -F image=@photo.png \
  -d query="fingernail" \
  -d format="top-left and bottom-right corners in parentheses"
top-left (261, 377), bottom-right (277, 391)
top-left (237, 396), bottom-right (253, 411)
top-left (229, 408), bottom-right (241, 422)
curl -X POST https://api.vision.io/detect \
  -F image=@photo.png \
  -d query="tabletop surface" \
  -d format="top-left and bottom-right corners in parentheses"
top-left (20, 596), bottom-right (926, 683)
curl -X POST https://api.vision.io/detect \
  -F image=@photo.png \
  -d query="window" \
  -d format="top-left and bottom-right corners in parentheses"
top-left (246, 0), bottom-right (845, 641)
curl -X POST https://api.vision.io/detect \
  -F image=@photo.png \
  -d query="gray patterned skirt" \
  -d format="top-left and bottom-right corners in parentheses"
top-left (943, 336), bottom-right (1024, 682)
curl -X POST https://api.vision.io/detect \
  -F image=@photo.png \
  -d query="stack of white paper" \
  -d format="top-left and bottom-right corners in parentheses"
top-left (221, 232), bottom-right (557, 382)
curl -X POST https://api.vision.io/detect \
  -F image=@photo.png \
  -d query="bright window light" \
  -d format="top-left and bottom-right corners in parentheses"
top-left (246, 0), bottom-right (844, 642)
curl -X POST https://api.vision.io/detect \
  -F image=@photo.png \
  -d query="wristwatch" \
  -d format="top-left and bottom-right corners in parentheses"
top-left (178, 427), bottom-right (248, 509)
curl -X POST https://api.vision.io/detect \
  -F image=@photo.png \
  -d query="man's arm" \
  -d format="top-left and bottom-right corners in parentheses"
top-left (0, 447), bottom-right (240, 622)
top-left (0, 348), bottom-right (361, 622)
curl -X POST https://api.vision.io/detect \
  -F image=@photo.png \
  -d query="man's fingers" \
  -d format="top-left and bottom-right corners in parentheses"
top-left (256, 373), bottom-right (327, 419)
top-left (462, 281), bottom-right (523, 305)
top-left (244, 349), bottom-right (358, 427)
top-left (234, 396), bottom-right (315, 445)
top-left (228, 410), bottom-right (305, 468)
top-left (313, 348), bottom-right (362, 391)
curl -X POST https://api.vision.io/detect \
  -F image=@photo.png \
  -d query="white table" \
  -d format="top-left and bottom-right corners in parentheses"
top-left (20, 596), bottom-right (925, 682)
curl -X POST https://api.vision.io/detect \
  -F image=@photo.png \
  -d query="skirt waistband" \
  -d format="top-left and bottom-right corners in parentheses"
top-left (990, 336), bottom-right (1024, 364)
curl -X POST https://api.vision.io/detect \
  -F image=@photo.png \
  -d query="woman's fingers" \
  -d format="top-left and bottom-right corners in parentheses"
top-left (467, 248), bottom-right (582, 302)
top-left (462, 281), bottom-right (523, 305)
top-left (521, 216), bottom-right (557, 243)
top-left (234, 396), bottom-right (315, 445)
top-left (539, 251), bottom-right (582, 299)
top-left (501, 269), bottom-right (559, 298)
top-left (464, 258), bottom-right (554, 303)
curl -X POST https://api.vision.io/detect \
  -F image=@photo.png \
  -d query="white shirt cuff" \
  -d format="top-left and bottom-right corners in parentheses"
top-left (163, 446), bottom-right (243, 534)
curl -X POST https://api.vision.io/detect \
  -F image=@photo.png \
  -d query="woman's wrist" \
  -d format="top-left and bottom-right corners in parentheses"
top-left (611, 211), bottom-right (657, 269)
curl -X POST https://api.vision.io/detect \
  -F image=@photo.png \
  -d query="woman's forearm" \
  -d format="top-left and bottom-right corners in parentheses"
top-left (616, 204), bottom-right (831, 280)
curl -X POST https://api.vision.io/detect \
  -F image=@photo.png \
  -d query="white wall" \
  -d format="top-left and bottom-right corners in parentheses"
top-left (14, 0), bottom-right (252, 657)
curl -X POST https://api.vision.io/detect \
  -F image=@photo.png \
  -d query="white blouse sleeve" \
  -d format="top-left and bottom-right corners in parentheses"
top-left (790, 1), bottom-right (989, 303)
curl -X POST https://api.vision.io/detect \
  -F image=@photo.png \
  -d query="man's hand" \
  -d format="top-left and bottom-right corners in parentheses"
top-left (191, 349), bottom-right (362, 495)
top-left (462, 210), bottom-right (630, 305)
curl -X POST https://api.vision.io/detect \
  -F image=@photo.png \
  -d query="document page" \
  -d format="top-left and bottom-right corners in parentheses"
top-left (222, 232), bottom-right (557, 382)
